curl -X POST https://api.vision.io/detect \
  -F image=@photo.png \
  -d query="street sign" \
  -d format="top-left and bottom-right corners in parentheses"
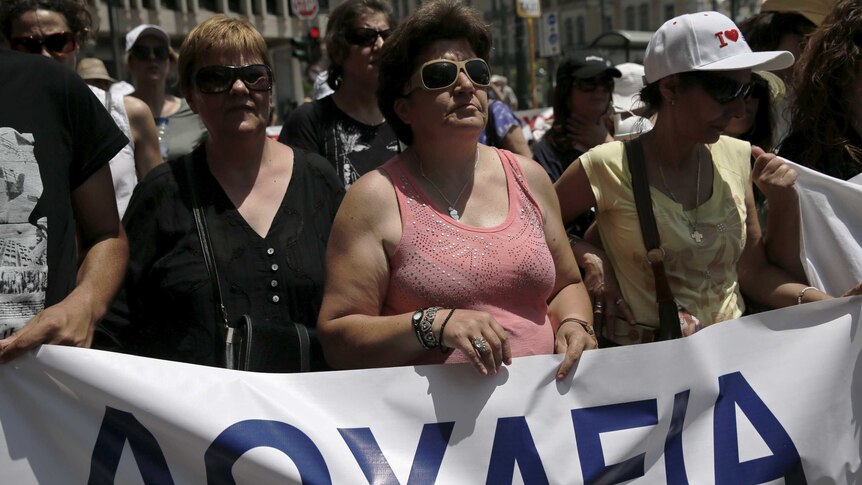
top-left (515, 0), bottom-right (541, 19)
top-left (539, 12), bottom-right (561, 57)
top-left (290, 0), bottom-right (319, 19)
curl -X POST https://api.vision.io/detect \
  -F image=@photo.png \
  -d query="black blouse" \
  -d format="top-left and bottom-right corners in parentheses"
top-left (100, 145), bottom-right (344, 369)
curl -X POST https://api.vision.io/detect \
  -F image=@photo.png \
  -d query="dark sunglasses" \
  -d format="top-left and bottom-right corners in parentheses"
top-left (194, 64), bottom-right (273, 94)
top-left (130, 44), bottom-right (171, 61)
top-left (573, 75), bottom-right (615, 92)
top-left (9, 32), bottom-right (76, 55)
top-left (405, 58), bottom-right (491, 94)
top-left (344, 27), bottom-right (391, 46)
top-left (691, 72), bottom-right (754, 104)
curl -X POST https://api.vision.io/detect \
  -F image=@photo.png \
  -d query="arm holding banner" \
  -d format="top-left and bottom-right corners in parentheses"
top-left (518, 153), bottom-right (596, 379)
top-left (737, 177), bottom-right (832, 307)
top-left (751, 147), bottom-right (808, 283)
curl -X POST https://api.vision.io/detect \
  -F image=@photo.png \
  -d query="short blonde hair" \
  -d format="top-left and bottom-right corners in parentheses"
top-left (178, 15), bottom-right (272, 98)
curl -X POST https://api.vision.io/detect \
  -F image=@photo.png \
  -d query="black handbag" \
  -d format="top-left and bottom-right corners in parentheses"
top-left (184, 155), bottom-right (311, 372)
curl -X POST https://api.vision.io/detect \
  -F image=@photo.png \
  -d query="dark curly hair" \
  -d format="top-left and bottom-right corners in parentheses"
top-left (0, 0), bottom-right (93, 42)
top-left (377, 0), bottom-right (492, 145)
top-left (739, 12), bottom-right (814, 52)
top-left (324, 0), bottom-right (395, 91)
top-left (788, 0), bottom-right (862, 177)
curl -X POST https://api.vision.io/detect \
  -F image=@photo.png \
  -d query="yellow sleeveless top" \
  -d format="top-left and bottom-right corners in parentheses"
top-left (580, 136), bottom-right (751, 341)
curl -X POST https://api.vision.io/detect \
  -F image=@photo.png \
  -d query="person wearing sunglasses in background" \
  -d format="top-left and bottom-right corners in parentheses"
top-left (553, 12), bottom-right (856, 346)
top-left (0, 16), bottom-right (129, 360)
top-left (1, 0), bottom-right (162, 219)
top-left (318, 0), bottom-right (594, 380)
top-left (99, 16), bottom-right (343, 370)
top-left (125, 23), bottom-right (207, 162)
top-left (278, 0), bottom-right (399, 189)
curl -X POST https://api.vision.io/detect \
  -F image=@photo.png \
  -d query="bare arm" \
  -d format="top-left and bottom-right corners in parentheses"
top-left (0, 164), bottom-right (129, 362)
top-left (124, 96), bottom-right (163, 180)
top-left (520, 156), bottom-right (595, 379)
top-left (751, 147), bottom-right (807, 282)
top-left (499, 126), bottom-right (534, 159)
top-left (738, 177), bottom-right (828, 307)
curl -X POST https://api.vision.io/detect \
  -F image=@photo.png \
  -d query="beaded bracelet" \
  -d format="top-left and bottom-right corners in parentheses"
top-left (797, 286), bottom-right (818, 305)
top-left (559, 317), bottom-right (595, 340)
top-left (438, 309), bottom-right (456, 353)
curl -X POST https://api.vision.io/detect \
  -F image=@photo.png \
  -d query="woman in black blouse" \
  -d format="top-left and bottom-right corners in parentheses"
top-left (99, 16), bottom-right (343, 370)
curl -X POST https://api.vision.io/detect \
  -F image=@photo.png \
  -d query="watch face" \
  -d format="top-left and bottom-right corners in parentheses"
top-left (412, 310), bottom-right (423, 324)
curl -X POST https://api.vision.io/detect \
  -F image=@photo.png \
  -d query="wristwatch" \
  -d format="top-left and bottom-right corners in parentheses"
top-left (412, 309), bottom-right (424, 328)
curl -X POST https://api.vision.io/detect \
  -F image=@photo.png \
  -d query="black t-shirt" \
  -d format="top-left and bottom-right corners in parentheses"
top-left (101, 145), bottom-right (344, 369)
top-left (0, 51), bottom-right (127, 338)
top-left (531, 137), bottom-right (585, 183)
top-left (278, 95), bottom-right (400, 188)
top-left (531, 137), bottom-right (593, 238)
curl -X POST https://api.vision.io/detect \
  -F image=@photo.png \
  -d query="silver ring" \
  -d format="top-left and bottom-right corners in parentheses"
top-left (471, 336), bottom-right (489, 354)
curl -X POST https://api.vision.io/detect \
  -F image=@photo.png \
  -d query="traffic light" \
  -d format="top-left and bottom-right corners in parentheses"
top-left (291, 27), bottom-right (322, 64)
top-left (307, 26), bottom-right (322, 65)
top-left (290, 35), bottom-right (310, 62)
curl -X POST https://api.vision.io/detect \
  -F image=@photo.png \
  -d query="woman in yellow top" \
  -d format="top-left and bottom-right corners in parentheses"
top-left (555, 12), bottom-right (858, 346)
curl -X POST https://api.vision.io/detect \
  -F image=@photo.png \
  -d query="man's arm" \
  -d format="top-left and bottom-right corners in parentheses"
top-left (124, 96), bottom-right (163, 179)
top-left (0, 164), bottom-right (128, 362)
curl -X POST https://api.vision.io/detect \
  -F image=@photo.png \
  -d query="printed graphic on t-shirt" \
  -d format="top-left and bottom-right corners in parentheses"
top-left (331, 121), bottom-right (400, 189)
top-left (0, 128), bottom-right (47, 339)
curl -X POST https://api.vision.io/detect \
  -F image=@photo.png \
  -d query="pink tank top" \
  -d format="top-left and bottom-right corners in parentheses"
top-left (380, 148), bottom-right (556, 365)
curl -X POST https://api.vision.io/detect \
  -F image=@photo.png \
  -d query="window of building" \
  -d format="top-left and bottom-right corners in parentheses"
top-left (141, 0), bottom-right (156, 8)
top-left (228, 0), bottom-right (242, 13)
top-left (564, 16), bottom-right (574, 48)
top-left (266, 0), bottom-right (279, 14)
top-left (199, 0), bottom-right (218, 11)
top-left (161, 0), bottom-right (179, 9)
top-left (625, 6), bottom-right (635, 30)
top-left (638, 3), bottom-right (649, 30)
top-left (664, 4), bottom-right (675, 20)
top-left (605, 15), bottom-right (613, 31)
top-left (576, 16), bottom-right (585, 45)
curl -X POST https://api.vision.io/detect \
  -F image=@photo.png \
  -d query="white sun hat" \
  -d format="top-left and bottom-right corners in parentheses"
top-left (644, 11), bottom-right (795, 83)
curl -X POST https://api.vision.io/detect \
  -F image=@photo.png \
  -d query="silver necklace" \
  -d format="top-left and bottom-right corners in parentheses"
top-left (658, 146), bottom-right (704, 245)
top-left (416, 149), bottom-right (479, 221)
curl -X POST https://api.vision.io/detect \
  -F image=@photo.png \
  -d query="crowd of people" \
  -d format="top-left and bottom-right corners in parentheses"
top-left (1, 0), bottom-right (861, 377)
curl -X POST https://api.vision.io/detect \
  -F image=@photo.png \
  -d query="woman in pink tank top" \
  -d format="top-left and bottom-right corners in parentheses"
top-left (318, 0), bottom-right (595, 380)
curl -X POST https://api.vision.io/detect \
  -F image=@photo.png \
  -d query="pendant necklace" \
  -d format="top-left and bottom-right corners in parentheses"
top-left (658, 146), bottom-right (704, 245)
top-left (416, 149), bottom-right (479, 221)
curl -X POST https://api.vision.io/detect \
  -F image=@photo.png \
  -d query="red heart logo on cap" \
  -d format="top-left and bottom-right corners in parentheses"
top-left (725, 29), bottom-right (739, 42)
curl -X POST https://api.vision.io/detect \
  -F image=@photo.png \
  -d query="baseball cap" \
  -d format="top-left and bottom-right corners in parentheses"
top-left (612, 62), bottom-right (646, 113)
top-left (760, 0), bottom-right (835, 26)
top-left (77, 58), bottom-right (117, 84)
top-left (125, 24), bottom-right (170, 52)
top-left (644, 11), bottom-right (795, 83)
top-left (556, 52), bottom-right (622, 84)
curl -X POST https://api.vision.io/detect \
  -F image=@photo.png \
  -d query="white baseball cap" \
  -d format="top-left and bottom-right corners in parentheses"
top-left (125, 24), bottom-right (170, 52)
top-left (612, 63), bottom-right (646, 113)
top-left (644, 11), bottom-right (794, 84)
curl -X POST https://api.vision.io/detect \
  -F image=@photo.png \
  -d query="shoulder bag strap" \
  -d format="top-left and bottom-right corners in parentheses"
top-left (182, 153), bottom-right (239, 367)
top-left (624, 138), bottom-right (682, 341)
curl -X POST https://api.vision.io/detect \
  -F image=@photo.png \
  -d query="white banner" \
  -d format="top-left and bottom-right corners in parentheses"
top-left (790, 160), bottom-right (862, 297)
top-left (1, 298), bottom-right (861, 484)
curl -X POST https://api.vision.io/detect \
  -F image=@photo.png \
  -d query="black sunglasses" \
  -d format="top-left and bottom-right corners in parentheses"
top-left (194, 64), bottom-right (273, 94)
top-left (10, 32), bottom-right (76, 55)
top-left (344, 27), bottom-right (391, 47)
top-left (405, 58), bottom-right (491, 95)
top-left (690, 72), bottom-right (754, 104)
top-left (573, 74), bottom-right (615, 92)
top-left (130, 44), bottom-right (171, 61)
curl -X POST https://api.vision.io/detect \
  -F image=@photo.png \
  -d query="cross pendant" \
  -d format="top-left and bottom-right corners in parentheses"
top-left (691, 229), bottom-right (704, 244)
